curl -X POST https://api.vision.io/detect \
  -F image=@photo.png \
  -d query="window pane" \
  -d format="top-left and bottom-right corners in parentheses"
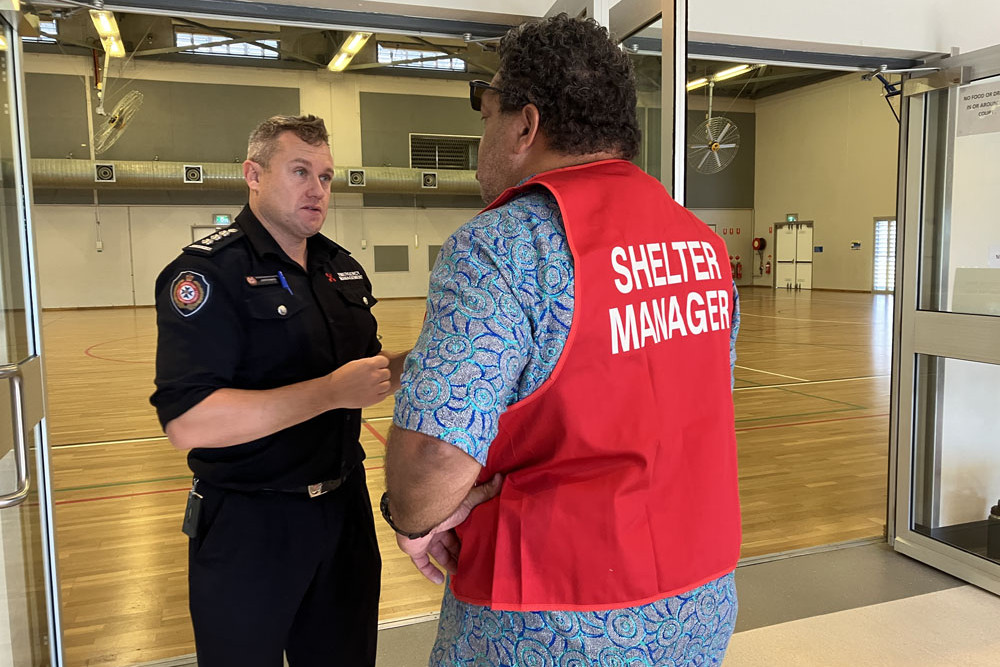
top-left (912, 355), bottom-right (1000, 563)
top-left (918, 76), bottom-right (1000, 316)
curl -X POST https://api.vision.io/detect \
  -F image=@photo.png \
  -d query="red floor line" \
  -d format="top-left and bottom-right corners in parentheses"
top-left (363, 421), bottom-right (388, 445)
top-left (735, 412), bottom-right (889, 433)
top-left (83, 337), bottom-right (154, 365)
top-left (56, 464), bottom-right (386, 505)
top-left (55, 487), bottom-right (189, 505)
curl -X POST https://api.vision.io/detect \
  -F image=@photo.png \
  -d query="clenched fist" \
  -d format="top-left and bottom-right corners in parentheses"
top-left (329, 355), bottom-right (392, 409)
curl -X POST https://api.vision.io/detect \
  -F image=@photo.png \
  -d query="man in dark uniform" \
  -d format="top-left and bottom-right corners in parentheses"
top-left (151, 115), bottom-right (397, 666)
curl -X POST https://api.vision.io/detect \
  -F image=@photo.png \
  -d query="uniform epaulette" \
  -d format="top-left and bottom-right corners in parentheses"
top-left (183, 225), bottom-right (244, 256)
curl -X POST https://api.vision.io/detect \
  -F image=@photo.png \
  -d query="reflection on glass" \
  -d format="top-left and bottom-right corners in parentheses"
top-left (0, 42), bottom-right (29, 365)
top-left (918, 75), bottom-right (1000, 317)
top-left (913, 355), bottom-right (1000, 563)
top-left (624, 22), bottom-right (662, 180)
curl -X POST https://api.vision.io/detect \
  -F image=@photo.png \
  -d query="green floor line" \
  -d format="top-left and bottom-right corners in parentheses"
top-left (773, 385), bottom-right (868, 410)
top-left (735, 406), bottom-right (858, 425)
top-left (54, 475), bottom-right (191, 493)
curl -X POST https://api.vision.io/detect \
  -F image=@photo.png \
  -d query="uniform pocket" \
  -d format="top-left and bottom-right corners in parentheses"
top-left (336, 285), bottom-right (378, 310)
top-left (245, 291), bottom-right (307, 320)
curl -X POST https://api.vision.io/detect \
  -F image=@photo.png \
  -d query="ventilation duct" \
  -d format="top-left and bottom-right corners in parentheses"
top-left (29, 159), bottom-right (481, 195)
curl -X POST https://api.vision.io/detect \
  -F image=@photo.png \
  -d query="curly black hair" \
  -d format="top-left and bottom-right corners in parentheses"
top-left (496, 14), bottom-right (640, 160)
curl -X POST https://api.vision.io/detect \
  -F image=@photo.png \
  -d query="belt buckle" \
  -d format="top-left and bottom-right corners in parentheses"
top-left (307, 482), bottom-right (326, 498)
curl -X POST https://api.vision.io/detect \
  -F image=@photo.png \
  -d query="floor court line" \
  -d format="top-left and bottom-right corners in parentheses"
top-left (738, 312), bottom-right (869, 325)
top-left (56, 463), bottom-right (387, 505)
top-left (735, 412), bottom-right (889, 433)
top-left (736, 407), bottom-right (858, 425)
top-left (735, 375), bottom-right (888, 391)
top-left (52, 435), bottom-right (169, 449)
top-left (363, 420), bottom-right (388, 444)
top-left (54, 487), bottom-right (190, 505)
top-left (54, 475), bottom-right (191, 493)
top-left (735, 365), bottom-right (808, 382)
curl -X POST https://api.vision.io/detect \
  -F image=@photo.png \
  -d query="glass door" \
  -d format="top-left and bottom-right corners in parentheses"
top-left (0, 9), bottom-right (59, 666)
top-left (892, 43), bottom-right (1000, 594)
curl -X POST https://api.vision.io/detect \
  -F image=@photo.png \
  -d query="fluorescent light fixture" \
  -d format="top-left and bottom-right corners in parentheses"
top-left (343, 32), bottom-right (371, 55)
top-left (104, 35), bottom-right (126, 58)
top-left (328, 53), bottom-right (351, 72)
top-left (713, 64), bottom-right (752, 82)
top-left (90, 9), bottom-right (126, 58)
top-left (686, 77), bottom-right (708, 91)
top-left (327, 31), bottom-right (373, 72)
top-left (89, 10), bottom-right (118, 39)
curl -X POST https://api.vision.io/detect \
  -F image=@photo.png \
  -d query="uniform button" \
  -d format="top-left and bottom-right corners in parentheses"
top-left (362, 296), bottom-right (369, 305)
top-left (277, 305), bottom-right (288, 316)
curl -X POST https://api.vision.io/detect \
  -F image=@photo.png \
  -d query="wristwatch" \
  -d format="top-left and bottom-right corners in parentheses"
top-left (379, 491), bottom-right (433, 540)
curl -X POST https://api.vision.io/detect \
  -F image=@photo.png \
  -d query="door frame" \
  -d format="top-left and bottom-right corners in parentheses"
top-left (773, 221), bottom-right (814, 290)
top-left (0, 4), bottom-right (62, 665)
top-left (889, 42), bottom-right (1000, 594)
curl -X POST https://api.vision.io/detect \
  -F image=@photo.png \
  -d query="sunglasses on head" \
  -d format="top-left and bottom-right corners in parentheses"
top-left (469, 79), bottom-right (504, 111)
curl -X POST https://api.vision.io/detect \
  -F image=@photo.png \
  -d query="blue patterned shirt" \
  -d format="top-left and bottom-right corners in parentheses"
top-left (394, 188), bottom-right (740, 665)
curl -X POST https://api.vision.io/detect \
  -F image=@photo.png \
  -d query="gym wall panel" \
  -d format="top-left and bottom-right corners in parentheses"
top-left (359, 91), bottom-right (484, 208)
top-left (689, 208), bottom-right (754, 286)
top-left (754, 73), bottom-right (898, 291)
top-left (33, 206), bottom-right (134, 308)
top-left (129, 206), bottom-right (246, 306)
top-left (333, 207), bottom-right (471, 298)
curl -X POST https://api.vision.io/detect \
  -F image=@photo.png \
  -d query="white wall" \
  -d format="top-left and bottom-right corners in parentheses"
top-left (689, 0), bottom-right (1000, 58)
top-left (753, 73), bottom-right (899, 291)
top-left (25, 52), bottom-right (476, 307)
top-left (689, 209), bottom-right (753, 286)
top-left (31, 204), bottom-right (473, 308)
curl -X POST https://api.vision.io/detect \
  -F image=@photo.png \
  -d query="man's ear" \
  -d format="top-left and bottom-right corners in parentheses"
top-left (512, 103), bottom-right (542, 154)
top-left (243, 160), bottom-right (263, 192)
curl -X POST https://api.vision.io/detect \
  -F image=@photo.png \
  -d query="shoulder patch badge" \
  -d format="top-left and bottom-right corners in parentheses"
top-left (170, 271), bottom-right (211, 317)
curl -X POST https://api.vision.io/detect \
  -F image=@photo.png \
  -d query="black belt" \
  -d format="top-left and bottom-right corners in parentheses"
top-left (260, 469), bottom-right (353, 498)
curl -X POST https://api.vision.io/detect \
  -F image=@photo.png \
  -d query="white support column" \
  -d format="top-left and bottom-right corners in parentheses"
top-left (545, 0), bottom-right (611, 27)
top-left (661, 0), bottom-right (686, 203)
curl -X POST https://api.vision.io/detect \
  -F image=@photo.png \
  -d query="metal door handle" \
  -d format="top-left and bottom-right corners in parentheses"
top-left (0, 362), bottom-right (31, 509)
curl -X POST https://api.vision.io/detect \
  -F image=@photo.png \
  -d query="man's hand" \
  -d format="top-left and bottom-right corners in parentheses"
top-left (396, 474), bottom-right (503, 584)
top-left (328, 355), bottom-right (392, 409)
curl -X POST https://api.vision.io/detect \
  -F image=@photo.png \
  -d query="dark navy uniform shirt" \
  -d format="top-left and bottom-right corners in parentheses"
top-left (150, 205), bottom-right (381, 490)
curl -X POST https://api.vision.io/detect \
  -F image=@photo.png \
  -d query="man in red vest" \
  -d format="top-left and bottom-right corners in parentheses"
top-left (383, 13), bottom-right (741, 665)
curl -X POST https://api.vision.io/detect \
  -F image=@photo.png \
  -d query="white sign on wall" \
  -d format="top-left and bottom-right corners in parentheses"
top-left (989, 245), bottom-right (1000, 268)
top-left (957, 80), bottom-right (1000, 137)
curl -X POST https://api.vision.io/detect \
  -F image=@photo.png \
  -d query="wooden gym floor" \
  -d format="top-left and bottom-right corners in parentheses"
top-left (41, 288), bottom-right (891, 666)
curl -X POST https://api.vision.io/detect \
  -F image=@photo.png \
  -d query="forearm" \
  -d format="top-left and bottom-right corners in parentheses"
top-left (385, 426), bottom-right (482, 534)
top-left (165, 378), bottom-right (337, 450)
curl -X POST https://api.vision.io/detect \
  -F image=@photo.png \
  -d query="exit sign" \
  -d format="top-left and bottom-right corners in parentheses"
top-left (785, 213), bottom-right (798, 222)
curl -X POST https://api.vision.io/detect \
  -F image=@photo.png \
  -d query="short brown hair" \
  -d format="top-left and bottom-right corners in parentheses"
top-left (247, 114), bottom-right (329, 167)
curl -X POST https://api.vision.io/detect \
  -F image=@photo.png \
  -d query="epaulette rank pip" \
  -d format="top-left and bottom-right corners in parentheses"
top-left (184, 226), bottom-right (244, 256)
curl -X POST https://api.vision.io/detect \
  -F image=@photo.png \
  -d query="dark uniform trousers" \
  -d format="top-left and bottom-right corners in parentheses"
top-left (188, 468), bottom-right (381, 666)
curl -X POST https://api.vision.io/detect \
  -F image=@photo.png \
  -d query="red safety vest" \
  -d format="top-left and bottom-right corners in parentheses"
top-left (451, 159), bottom-right (741, 611)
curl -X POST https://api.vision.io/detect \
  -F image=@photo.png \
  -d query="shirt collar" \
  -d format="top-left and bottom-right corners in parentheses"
top-left (235, 204), bottom-right (344, 270)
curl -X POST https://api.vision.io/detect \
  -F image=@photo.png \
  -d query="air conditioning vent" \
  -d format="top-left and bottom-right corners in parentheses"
top-left (184, 165), bottom-right (204, 184)
top-left (410, 134), bottom-right (479, 170)
top-left (95, 163), bottom-right (116, 182)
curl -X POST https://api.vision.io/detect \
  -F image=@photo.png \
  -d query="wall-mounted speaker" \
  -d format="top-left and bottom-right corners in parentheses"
top-left (94, 163), bottom-right (116, 182)
top-left (184, 165), bottom-right (204, 184)
top-left (348, 169), bottom-right (366, 187)
top-left (421, 171), bottom-right (438, 189)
